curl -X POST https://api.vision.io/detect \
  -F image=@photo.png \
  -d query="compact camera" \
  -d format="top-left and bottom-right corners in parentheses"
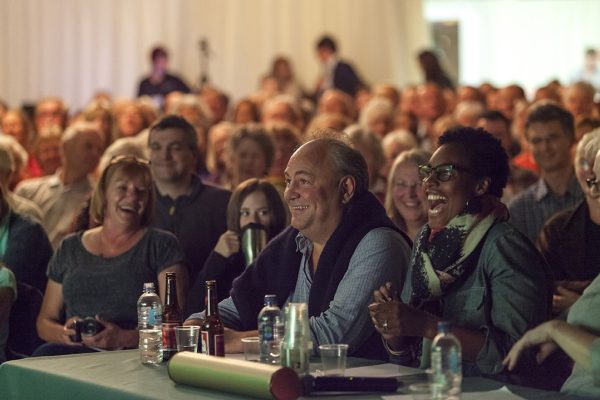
top-left (70, 317), bottom-right (105, 342)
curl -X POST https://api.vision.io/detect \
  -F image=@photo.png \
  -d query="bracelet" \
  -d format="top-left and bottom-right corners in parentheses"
top-left (382, 337), bottom-right (412, 356)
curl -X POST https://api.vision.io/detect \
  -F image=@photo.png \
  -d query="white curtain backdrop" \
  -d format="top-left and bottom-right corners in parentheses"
top-left (424, 0), bottom-right (600, 96)
top-left (0, 0), bottom-right (429, 111)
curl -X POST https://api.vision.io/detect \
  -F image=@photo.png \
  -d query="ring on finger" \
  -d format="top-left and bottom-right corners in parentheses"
top-left (383, 319), bottom-right (389, 333)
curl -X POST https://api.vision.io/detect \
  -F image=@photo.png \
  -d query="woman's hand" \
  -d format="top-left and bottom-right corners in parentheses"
top-left (552, 286), bottom-right (581, 314)
top-left (503, 320), bottom-right (561, 371)
top-left (369, 300), bottom-right (437, 340)
top-left (214, 231), bottom-right (241, 258)
top-left (61, 316), bottom-right (84, 346)
top-left (81, 316), bottom-right (138, 350)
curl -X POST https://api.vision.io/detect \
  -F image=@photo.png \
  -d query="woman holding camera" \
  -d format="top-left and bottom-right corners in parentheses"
top-left (35, 156), bottom-right (187, 355)
top-left (186, 178), bottom-right (288, 314)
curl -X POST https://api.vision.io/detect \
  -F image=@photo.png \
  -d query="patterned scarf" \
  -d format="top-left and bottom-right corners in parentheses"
top-left (410, 195), bottom-right (509, 305)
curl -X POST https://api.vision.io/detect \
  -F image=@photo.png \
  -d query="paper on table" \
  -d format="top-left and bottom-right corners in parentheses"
top-left (382, 386), bottom-right (526, 400)
top-left (344, 363), bottom-right (422, 378)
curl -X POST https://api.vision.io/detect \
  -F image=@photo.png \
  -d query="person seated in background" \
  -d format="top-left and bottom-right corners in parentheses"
top-left (538, 129), bottom-right (600, 315)
top-left (415, 83), bottom-right (447, 152)
top-left (265, 122), bottom-right (302, 192)
top-left (15, 122), bottom-right (104, 248)
top-left (192, 178), bottom-right (288, 303)
top-left (266, 56), bottom-right (305, 99)
top-left (562, 81), bottom-right (597, 122)
top-left (369, 128), bottom-right (551, 382)
top-left (35, 156), bottom-right (187, 356)
top-left (113, 100), bottom-right (151, 140)
top-left (261, 95), bottom-right (303, 131)
top-left (204, 121), bottom-right (234, 187)
top-left (0, 141), bottom-right (43, 224)
top-left (317, 89), bottom-right (356, 121)
top-left (504, 268), bottom-right (600, 398)
top-left (201, 86), bottom-right (230, 125)
top-left (187, 132), bottom-right (412, 360)
top-left (137, 45), bottom-right (190, 109)
top-left (1, 109), bottom-right (35, 166)
top-left (33, 97), bottom-right (68, 135)
top-left (148, 116), bottom-right (230, 316)
top-left (232, 98), bottom-right (260, 125)
top-left (0, 173), bottom-right (51, 293)
top-left (476, 110), bottom-right (520, 158)
top-left (0, 264), bottom-right (16, 364)
top-left (82, 99), bottom-right (114, 151)
top-left (358, 97), bottom-right (394, 139)
top-left (346, 125), bottom-right (387, 202)
top-left (385, 149), bottom-right (431, 241)
top-left (509, 103), bottom-right (583, 244)
top-left (224, 124), bottom-right (274, 191)
top-left (30, 125), bottom-right (63, 178)
top-left (381, 129), bottom-right (419, 169)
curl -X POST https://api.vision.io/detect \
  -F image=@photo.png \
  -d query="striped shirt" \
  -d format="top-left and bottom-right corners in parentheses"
top-left (508, 174), bottom-right (583, 244)
top-left (214, 227), bottom-right (411, 354)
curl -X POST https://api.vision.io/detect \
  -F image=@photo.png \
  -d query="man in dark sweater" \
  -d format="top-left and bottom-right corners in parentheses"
top-left (148, 116), bottom-right (230, 315)
top-left (187, 132), bottom-right (412, 359)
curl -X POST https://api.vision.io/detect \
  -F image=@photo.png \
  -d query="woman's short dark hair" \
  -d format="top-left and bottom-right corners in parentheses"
top-left (226, 178), bottom-right (288, 238)
top-left (438, 127), bottom-right (509, 198)
top-left (90, 156), bottom-right (155, 226)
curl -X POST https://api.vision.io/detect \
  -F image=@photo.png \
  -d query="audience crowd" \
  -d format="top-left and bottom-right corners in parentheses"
top-left (1, 37), bottom-right (600, 397)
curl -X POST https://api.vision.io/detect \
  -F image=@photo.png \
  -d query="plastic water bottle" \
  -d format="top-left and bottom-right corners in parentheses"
top-left (258, 294), bottom-right (284, 364)
top-left (431, 321), bottom-right (462, 400)
top-left (137, 282), bottom-right (163, 330)
top-left (137, 282), bottom-right (163, 364)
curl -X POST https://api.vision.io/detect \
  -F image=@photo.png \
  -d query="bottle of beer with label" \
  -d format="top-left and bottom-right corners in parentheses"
top-left (162, 272), bottom-right (181, 361)
top-left (201, 280), bottom-right (224, 356)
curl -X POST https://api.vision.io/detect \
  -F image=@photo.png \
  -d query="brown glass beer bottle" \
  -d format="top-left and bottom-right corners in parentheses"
top-left (201, 280), bottom-right (225, 356)
top-left (162, 272), bottom-right (181, 361)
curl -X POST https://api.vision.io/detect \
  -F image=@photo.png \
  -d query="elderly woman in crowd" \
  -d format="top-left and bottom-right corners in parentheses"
top-left (359, 97), bottom-right (395, 139)
top-left (538, 128), bottom-right (600, 315)
top-left (187, 178), bottom-right (288, 312)
top-left (369, 127), bottom-right (551, 381)
top-left (505, 151), bottom-right (600, 397)
top-left (225, 124), bottom-right (274, 191)
top-left (35, 156), bottom-right (187, 355)
top-left (385, 149), bottom-right (431, 241)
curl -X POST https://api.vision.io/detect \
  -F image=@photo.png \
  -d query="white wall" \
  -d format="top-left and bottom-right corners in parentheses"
top-left (424, 0), bottom-right (600, 96)
top-left (0, 0), bottom-right (429, 110)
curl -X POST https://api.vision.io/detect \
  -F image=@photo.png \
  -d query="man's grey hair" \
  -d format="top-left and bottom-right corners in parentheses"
top-left (306, 130), bottom-right (369, 197)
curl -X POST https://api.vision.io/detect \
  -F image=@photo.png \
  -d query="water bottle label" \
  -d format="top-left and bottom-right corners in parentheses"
top-left (261, 324), bottom-right (274, 341)
top-left (148, 308), bottom-right (156, 326)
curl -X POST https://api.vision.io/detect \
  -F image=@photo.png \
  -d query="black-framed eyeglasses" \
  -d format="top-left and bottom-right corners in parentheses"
top-left (418, 163), bottom-right (472, 182)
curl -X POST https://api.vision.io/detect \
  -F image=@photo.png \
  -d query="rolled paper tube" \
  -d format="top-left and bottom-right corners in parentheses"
top-left (168, 352), bottom-right (303, 400)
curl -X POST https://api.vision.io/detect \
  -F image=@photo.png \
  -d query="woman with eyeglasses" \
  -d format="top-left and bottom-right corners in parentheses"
top-left (369, 127), bottom-right (552, 383)
top-left (385, 149), bottom-right (431, 241)
top-left (186, 178), bottom-right (288, 314)
top-left (537, 129), bottom-right (600, 316)
top-left (35, 156), bottom-right (187, 355)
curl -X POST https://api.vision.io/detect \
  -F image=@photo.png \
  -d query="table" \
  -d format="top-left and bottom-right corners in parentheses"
top-left (0, 350), bottom-right (588, 400)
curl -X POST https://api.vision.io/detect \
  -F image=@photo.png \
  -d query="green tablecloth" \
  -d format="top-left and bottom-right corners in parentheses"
top-left (0, 350), bottom-right (588, 400)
